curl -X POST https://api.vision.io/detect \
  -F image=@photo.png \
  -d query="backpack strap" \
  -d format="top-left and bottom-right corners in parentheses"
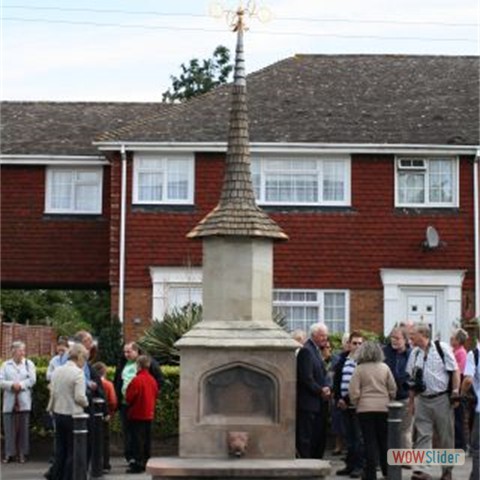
top-left (434, 340), bottom-right (453, 392)
top-left (434, 340), bottom-right (446, 364)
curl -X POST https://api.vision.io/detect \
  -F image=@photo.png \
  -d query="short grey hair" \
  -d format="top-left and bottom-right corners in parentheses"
top-left (390, 325), bottom-right (409, 343)
top-left (11, 340), bottom-right (26, 352)
top-left (452, 328), bottom-right (469, 345)
top-left (68, 343), bottom-right (88, 362)
top-left (413, 322), bottom-right (431, 339)
top-left (310, 322), bottom-right (328, 336)
top-left (355, 340), bottom-right (384, 364)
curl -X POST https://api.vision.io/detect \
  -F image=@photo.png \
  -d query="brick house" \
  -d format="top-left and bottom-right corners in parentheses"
top-left (1, 55), bottom-right (479, 341)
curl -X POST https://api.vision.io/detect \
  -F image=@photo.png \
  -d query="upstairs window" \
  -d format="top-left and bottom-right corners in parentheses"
top-left (133, 154), bottom-right (194, 204)
top-left (396, 157), bottom-right (458, 207)
top-left (251, 156), bottom-right (351, 206)
top-left (45, 167), bottom-right (103, 214)
top-left (273, 289), bottom-right (349, 334)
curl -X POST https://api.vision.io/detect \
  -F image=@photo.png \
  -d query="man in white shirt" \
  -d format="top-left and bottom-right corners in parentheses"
top-left (406, 323), bottom-right (460, 480)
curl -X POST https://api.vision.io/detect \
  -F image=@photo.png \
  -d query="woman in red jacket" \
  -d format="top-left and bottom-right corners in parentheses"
top-left (125, 355), bottom-right (159, 474)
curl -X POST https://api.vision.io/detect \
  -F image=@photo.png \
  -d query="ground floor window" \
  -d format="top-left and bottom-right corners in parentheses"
top-left (273, 289), bottom-right (349, 334)
top-left (150, 267), bottom-right (202, 321)
top-left (150, 267), bottom-right (349, 332)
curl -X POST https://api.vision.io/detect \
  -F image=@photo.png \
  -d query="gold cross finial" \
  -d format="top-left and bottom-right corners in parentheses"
top-left (210, 1), bottom-right (271, 32)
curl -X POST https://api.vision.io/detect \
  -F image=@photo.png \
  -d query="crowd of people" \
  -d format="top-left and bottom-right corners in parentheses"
top-left (0, 322), bottom-right (478, 480)
top-left (295, 322), bottom-right (480, 480)
top-left (0, 331), bottom-right (163, 479)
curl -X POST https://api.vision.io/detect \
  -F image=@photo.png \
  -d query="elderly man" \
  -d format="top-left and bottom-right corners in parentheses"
top-left (406, 323), bottom-right (460, 480)
top-left (296, 322), bottom-right (331, 459)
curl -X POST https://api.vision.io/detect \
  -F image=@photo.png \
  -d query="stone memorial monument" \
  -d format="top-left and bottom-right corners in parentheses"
top-left (147, 4), bottom-right (331, 479)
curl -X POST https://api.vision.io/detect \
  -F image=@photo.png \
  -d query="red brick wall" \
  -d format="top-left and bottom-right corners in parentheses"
top-left (1, 165), bottom-right (110, 287)
top-left (107, 152), bottom-right (475, 332)
top-left (110, 153), bottom-right (474, 288)
top-left (0, 322), bottom-right (56, 358)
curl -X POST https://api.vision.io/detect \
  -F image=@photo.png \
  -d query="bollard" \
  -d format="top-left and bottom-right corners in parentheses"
top-left (90, 398), bottom-right (105, 479)
top-left (73, 413), bottom-right (89, 480)
top-left (387, 401), bottom-right (404, 480)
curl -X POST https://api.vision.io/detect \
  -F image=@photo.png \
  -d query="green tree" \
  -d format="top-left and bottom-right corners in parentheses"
top-left (162, 45), bottom-right (233, 103)
top-left (0, 289), bottom-right (110, 337)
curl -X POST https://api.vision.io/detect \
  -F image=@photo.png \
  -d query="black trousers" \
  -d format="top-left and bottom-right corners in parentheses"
top-left (119, 405), bottom-right (134, 462)
top-left (50, 414), bottom-right (74, 480)
top-left (130, 420), bottom-right (152, 469)
top-left (358, 411), bottom-right (388, 480)
top-left (342, 408), bottom-right (364, 471)
top-left (296, 407), bottom-right (328, 459)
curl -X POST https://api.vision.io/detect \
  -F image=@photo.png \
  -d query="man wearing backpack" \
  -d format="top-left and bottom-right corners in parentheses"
top-left (461, 326), bottom-right (479, 480)
top-left (406, 323), bottom-right (460, 480)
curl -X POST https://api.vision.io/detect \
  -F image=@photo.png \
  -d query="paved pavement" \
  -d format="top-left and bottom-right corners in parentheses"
top-left (1, 453), bottom-right (473, 480)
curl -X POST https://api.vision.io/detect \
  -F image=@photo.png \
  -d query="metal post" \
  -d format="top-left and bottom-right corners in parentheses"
top-left (73, 413), bottom-right (89, 480)
top-left (387, 401), bottom-right (404, 480)
top-left (90, 398), bottom-right (105, 479)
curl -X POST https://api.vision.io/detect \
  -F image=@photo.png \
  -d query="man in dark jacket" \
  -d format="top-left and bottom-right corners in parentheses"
top-left (383, 325), bottom-right (412, 449)
top-left (296, 322), bottom-right (331, 459)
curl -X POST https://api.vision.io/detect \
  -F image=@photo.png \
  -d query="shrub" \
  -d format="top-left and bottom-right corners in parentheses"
top-left (23, 365), bottom-right (180, 438)
top-left (139, 304), bottom-right (202, 365)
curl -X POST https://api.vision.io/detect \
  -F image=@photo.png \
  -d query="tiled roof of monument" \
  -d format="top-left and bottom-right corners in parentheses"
top-left (187, 26), bottom-right (287, 241)
top-left (98, 55), bottom-right (479, 146)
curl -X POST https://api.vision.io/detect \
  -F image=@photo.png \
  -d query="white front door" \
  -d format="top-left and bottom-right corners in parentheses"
top-left (407, 293), bottom-right (438, 334)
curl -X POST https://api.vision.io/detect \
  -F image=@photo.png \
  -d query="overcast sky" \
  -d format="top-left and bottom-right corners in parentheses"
top-left (1, 0), bottom-right (479, 102)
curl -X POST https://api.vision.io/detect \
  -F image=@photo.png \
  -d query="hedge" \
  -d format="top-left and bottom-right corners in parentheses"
top-left (27, 365), bottom-right (179, 438)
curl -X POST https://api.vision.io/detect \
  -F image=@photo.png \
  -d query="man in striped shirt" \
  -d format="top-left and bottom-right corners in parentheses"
top-left (406, 323), bottom-right (460, 480)
top-left (333, 331), bottom-right (364, 478)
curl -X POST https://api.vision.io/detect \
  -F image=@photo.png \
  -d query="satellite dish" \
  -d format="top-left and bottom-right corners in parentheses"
top-left (424, 226), bottom-right (440, 249)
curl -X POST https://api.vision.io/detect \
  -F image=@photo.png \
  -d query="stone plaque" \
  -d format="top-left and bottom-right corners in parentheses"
top-left (202, 365), bottom-right (276, 421)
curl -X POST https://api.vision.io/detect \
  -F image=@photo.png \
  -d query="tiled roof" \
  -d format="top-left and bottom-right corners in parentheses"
top-left (0, 101), bottom-right (173, 155)
top-left (99, 55), bottom-right (479, 146)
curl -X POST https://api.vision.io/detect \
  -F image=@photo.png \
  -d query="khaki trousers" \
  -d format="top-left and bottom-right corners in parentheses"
top-left (413, 393), bottom-right (454, 475)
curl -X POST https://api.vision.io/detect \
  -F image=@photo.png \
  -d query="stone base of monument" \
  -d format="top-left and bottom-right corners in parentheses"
top-left (146, 457), bottom-right (331, 480)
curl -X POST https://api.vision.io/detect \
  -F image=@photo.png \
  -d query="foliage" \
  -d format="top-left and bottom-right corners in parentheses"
top-left (0, 289), bottom-right (110, 337)
top-left (162, 45), bottom-right (233, 102)
top-left (96, 316), bottom-right (123, 366)
top-left (139, 304), bottom-right (202, 365)
top-left (24, 365), bottom-right (180, 438)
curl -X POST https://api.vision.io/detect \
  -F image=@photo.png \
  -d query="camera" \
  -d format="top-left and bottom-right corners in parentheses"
top-left (408, 367), bottom-right (426, 394)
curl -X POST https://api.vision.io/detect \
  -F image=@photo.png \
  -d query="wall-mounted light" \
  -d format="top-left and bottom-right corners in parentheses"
top-left (132, 317), bottom-right (142, 325)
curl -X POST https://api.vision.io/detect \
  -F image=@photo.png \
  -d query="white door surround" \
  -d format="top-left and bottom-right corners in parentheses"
top-left (380, 269), bottom-right (465, 341)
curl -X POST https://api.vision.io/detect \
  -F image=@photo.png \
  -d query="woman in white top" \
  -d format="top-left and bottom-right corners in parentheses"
top-left (0, 340), bottom-right (37, 463)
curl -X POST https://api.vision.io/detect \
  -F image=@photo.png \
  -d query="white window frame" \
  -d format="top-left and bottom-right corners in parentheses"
top-left (133, 153), bottom-right (194, 205)
top-left (394, 156), bottom-right (459, 208)
top-left (251, 155), bottom-right (351, 206)
top-left (150, 267), bottom-right (202, 321)
top-left (272, 289), bottom-right (350, 334)
top-left (45, 166), bottom-right (103, 214)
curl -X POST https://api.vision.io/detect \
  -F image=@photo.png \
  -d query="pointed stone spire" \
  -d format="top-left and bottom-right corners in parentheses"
top-left (187, 8), bottom-right (287, 241)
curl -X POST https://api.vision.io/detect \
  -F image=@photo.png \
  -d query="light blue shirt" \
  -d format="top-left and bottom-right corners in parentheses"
top-left (46, 354), bottom-right (65, 382)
